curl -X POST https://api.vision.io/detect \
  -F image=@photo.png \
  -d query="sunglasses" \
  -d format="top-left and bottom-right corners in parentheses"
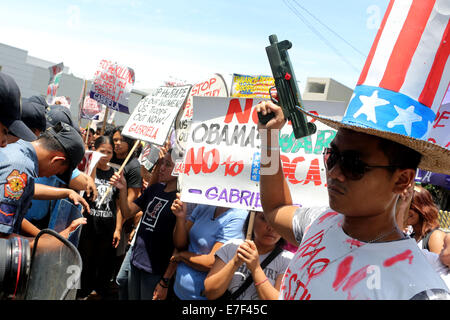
top-left (323, 147), bottom-right (398, 180)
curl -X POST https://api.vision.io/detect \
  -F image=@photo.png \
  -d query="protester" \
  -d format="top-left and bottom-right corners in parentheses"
top-left (110, 147), bottom-right (178, 300)
top-left (0, 72), bottom-right (36, 147)
top-left (170, 197), bottom-right (248, 300)
top-left (204, 211), bottom-right (293, 300)
top-left (395, 184), bottom-right (450, 288)
top-left (77, 135), bottom-right (124, 300)
top-left (0, 122), bottom-right (87, 248)
top-left (404, 186), bottom-right (448, 254)
top-left (110, 125), bottom-right (143, 274)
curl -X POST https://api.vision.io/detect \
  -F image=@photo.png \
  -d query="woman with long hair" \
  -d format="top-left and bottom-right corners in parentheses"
top-left (406, 185), bottom-right (447, 254)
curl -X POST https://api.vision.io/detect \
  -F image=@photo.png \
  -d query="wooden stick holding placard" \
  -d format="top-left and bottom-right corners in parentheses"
top-left (100, 107), bottom-right (109, 135)
top-left (85, 120), bottom-right (91, 146)
top-left (245, 211), bottom-right (255, 240)
top-left (96, 139), bottom-right (141, 207)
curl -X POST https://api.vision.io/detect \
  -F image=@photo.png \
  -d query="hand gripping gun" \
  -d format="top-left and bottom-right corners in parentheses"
top-left (258, 34), bottom-right (317, 139)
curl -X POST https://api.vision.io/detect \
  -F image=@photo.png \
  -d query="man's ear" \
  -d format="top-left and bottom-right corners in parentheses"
top-left (50, 155), bottom-right (67, 165)
top-left (393, 168), bottom-right (415, 194)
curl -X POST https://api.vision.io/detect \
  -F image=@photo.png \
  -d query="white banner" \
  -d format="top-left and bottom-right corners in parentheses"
top-left (122, 85), bottom-right (191, 145)
top-left (89, 59), bottom-right (135, 114)
top-left (179, 96), bottom-right (339, 211)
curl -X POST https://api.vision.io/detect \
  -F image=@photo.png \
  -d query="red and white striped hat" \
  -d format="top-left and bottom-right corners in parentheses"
top-left (303, 0), bottom-right (450, 174)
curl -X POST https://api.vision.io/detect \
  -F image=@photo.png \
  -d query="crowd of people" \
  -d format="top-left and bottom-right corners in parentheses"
top-left (0, 69), bottom-right (449, 301)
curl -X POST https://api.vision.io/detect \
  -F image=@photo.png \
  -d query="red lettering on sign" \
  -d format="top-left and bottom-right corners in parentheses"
top-left (183, 147), bottom-right (220, 175)
top-left (224, 99), bottom-right (254, 124)
top-left (128, 123), bottom-right (158, 139)
top-left (221, 156), bottom-right (244, 177)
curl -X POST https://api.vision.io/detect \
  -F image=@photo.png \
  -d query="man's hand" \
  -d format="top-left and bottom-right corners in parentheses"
top-left (255, 100), bottom-right (287, 131)
top-left (85, 175), bottom-right (98, 201)
top-left (112, 229), bottom-right (121, 248)
top-left (67, 189), bottom-right (90, 214)
top-left (171, 193), bottom-right (187, 219)
top-left (110, 172), bottom-right (127, 190)
top-left (59, 217), bottom-right (87, 239)
top-left (153, 282), bottom-right (168, 300)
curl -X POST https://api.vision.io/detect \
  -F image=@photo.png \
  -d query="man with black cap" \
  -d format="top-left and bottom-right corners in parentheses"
top-left (0, 122), bottom-right (88, 243)
top-left (0, 72), bottom-right (36, 147)
top-left (6, 98), bottom-right (47, 144)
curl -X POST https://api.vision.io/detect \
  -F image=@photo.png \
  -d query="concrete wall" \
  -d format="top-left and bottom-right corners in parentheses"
top-left (0, 43), bottom-right (149, 129)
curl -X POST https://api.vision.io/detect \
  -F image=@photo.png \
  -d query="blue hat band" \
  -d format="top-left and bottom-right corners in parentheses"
top-left (342, 85), bottom-right (436, 140)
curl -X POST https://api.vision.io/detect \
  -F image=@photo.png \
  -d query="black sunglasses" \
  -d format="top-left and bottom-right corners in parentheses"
top-left (323, 147), bottom-right (399, 180)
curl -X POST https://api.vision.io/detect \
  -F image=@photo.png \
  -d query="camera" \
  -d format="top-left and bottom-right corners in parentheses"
top-left (0, 236), bottom-right (31, 299)
top-left (0, 228), bottom-right (82, 300)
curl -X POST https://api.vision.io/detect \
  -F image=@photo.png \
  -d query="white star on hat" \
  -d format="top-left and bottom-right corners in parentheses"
top-left (354, 90), bottom-right (390, 123)
top-left (387, 105), bottom-right (423, 136)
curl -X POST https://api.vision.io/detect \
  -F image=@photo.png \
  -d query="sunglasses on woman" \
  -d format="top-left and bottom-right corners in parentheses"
top-left (323, 147), bottom-right (399, 180)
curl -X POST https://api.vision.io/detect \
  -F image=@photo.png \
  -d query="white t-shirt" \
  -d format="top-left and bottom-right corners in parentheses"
top-left (282, 207), bottom-right (450, 300)
top-left (215, 238), bottom-right (293, 300)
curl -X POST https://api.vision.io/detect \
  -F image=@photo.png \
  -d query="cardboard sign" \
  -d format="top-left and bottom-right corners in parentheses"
top-left (230, 74), bottom-right (275, 99)
top-left (89, 59), bottom-right (135, 114)
top-left (80, 96), bottom-right (103, 120)
top-left (174, 74), bottom-right (228, 153)
top-left (77, 150), bottom-right (105, 176)
top-left (179, 96), bottom-right (336, 211)
top-left (139, 142), bottom-right (160, 171)
top-left (46, 62), bottom-right (64, 105)
top-left (122, 85), bottom-right (191, 145)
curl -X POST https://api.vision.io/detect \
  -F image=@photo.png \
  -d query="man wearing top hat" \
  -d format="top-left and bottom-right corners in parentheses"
top-left (257, 0), bottom-right (450, 299)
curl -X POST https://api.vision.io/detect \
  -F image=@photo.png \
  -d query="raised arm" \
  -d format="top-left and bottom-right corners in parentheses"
top-left (256, 100), bottom-right (300, 245)
top-left (171, 193), bottom-right (191, 250)
top-left (110, 172), bottom-right (141, 220)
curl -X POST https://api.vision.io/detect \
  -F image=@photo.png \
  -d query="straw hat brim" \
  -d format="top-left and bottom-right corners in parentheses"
top-left (302, 110), bottom-right (450, 175)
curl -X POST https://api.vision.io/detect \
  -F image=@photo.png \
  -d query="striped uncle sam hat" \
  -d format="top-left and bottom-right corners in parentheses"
top-left (301, 0), bottom-right (450, 175)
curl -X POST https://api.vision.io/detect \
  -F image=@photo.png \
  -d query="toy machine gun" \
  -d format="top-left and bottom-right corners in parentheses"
top-left (258, 34), bottom-right (317, 139)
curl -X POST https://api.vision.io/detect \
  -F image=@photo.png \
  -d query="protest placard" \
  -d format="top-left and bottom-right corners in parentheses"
top-left (415, 83), bottom-right (450, 189)
top-left (122, 85), bottom-right (191, 146)
top-left (174, 74), bottom-right (228, 153)
top-left (230, 73), bottom-right (275, 99)
top-left (80, 95), bottom-right (103, 120)
top-left (179, 96), bottom-right (337, 211)
top-left (89, 59), bottom-right (135, 114)
top-left (46, 62), bottom-right (64, 105)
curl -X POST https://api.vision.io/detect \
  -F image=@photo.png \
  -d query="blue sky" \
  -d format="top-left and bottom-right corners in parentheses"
top-left (1, 0), bottom-right (389, 91)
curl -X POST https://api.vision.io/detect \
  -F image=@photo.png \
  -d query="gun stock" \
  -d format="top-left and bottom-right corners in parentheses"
top-left (259, 34), bottom-right (316, 139)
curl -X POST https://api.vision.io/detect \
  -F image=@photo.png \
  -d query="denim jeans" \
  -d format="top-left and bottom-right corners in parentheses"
top-left (128, 264), bottom-right (161, 300)
top-left (116, 246), bottom-right (132, 300)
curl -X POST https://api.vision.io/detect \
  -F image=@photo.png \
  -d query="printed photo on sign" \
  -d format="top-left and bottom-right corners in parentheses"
top-left (142, 197), bottom-right (169, 230)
